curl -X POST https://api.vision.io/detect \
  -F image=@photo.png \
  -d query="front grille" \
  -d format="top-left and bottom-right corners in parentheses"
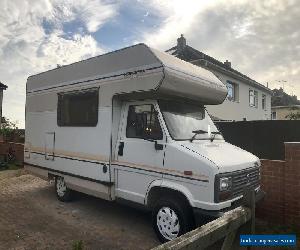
top-left (231, 167), bottom-right (260, 198)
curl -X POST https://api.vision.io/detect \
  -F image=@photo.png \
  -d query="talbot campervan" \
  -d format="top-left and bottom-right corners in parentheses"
top-left (25, 44), bottom-right (263, 242)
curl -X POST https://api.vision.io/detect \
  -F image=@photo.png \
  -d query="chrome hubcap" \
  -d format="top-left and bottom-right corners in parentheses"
top-left (157, 207), bottom-right (180, 240)
top-left (56, 177), bottom-right (67, 197)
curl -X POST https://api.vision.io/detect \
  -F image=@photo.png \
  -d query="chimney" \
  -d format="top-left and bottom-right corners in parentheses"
top-left (177, 34), bottom-right (186, 52)
top-left (224, 60), bottom-right (231, 68)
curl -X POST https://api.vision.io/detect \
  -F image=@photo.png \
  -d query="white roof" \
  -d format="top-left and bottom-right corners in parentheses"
top-left (27, 44), bottom-right (227, 104)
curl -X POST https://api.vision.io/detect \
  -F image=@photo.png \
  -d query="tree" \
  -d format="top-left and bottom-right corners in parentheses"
top-left (0, 117), bottom-right (18, 139)
top-left (285, 112), bottom-right (300, 120)
top-left (285, 107), bottom-right (300, 120)
top-left (272, 88), bottom-right (300, 106)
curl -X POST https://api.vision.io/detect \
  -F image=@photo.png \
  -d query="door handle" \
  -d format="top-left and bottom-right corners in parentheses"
top-left (155, 141), bottom-right (164, 151)
top-left (118, 142), bottom-right (124, 156)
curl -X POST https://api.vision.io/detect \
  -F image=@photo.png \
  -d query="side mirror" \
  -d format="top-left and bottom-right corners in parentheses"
top-left (155, 141), bottom-right (164, 151)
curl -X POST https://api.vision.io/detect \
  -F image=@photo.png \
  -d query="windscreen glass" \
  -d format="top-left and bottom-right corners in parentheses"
top-left (158, 100), bottom-right (223, 141)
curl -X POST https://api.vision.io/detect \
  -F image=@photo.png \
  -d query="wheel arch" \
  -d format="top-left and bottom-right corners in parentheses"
top-left (145, 180), bottom-right (195, 208)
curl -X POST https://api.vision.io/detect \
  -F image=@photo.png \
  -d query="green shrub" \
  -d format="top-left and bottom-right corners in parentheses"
top-left (72, 240), bottom-right (84, 250)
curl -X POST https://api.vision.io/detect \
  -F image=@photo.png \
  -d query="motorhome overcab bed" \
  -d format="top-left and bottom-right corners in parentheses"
top-left (25, 44), bottom-right (264, 242)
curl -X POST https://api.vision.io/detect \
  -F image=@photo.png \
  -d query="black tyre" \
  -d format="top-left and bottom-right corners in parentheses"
top-left (55, 176), bottom-right (73, 202)
top-left (152, 197), bottom-right (193, 243)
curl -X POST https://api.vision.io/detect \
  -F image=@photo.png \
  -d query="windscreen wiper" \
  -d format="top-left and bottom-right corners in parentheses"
top-left (210, 131), bottom-right (221, 142)
top-left (190, 129), bottom-right (208, 142)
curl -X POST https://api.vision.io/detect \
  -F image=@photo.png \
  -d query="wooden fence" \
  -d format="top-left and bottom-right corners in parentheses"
top-left (152, 189), bottom-right (256, 250)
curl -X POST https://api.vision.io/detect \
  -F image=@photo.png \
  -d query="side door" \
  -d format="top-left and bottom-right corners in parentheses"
top-left (114, 101), bottom-right (165, 204)
top-left (45, 132), bottom-right (55, 161)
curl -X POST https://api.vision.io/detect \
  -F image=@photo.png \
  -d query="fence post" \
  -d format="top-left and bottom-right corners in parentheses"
top-left (221, 231), bottom-right (237, 250)
top-left (241, 187), bottom-right (256, 250)
top-left (243, 187), bottom-right (256, 233)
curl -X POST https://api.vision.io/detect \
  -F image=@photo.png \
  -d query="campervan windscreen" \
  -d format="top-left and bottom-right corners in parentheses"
top-left (158, 100), bottom-right (223, 141)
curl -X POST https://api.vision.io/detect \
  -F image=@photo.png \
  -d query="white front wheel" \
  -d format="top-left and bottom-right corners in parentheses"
top-left (156, 207), bottom-right (180, 240)
top-left (152, 198), bottom-right (193, 243)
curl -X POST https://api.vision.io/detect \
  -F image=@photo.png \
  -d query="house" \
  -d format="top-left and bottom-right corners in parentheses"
top-left (167, 35), bottom-right (272, 121)
top-left (0, 82), bottom-right (7, 126)
top-left (271, 105), bottom-right (300, 120)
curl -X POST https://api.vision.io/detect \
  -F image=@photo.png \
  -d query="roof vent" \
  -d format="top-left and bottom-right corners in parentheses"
top-left (224, 60), bottom-right (231, 68)
top-left (177, 34), bottom-right (186, 52)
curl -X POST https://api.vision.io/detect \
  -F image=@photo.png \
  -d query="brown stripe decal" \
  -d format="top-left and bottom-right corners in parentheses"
top-left (27, 151), bottom-right (209, 183)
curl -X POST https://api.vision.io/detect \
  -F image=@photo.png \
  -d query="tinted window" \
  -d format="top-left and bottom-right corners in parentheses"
top-left (126, 104), bottom-right (163, 140)
top-left (57, 88), bottom-right (98, 127)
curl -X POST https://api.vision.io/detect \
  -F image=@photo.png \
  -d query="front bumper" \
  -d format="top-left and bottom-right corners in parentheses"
top-left (193, 189), bottom-right (265, 225)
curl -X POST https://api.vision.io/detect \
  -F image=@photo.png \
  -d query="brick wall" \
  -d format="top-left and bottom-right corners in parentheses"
top-left (257, 142), bottom-right (300, 226)
top-left (0, 142), bottom-right (24, 164)
top-left (284, 143), bottom-right (300, 225)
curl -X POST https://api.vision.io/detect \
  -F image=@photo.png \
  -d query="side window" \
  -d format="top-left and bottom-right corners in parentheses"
top-left (226, 81), bottom-right (238, 102)
top-left (254, 91), bottom-right (258, 107)
top-left (262, 94), bottom-right (266, 110)
top-left (57, 88), bottom-right (98, 127)
top-left (249, 89), bottom-right (258, 108)
top-left (126, 104), bottom-right (163, 140)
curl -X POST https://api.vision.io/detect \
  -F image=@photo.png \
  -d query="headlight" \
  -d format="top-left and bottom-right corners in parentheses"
top-left (255, 160), bottom-right (261, 167)
top-left (219, 177), bottom-right (232, 191)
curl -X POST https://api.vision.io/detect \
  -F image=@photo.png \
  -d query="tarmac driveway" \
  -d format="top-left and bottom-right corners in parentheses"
top-left (0, 170), bottom-right (159, 250)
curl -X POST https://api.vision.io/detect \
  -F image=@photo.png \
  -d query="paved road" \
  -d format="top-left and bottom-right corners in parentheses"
top-left (0, 170), bottom-right (159, 250)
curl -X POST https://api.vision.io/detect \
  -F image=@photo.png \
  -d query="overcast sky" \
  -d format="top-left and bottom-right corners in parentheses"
top-left (1, 0), bottom-right (299, 128)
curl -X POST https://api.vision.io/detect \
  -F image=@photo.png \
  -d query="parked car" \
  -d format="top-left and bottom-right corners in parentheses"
top-left (24, 44), bottom-right (263, 242)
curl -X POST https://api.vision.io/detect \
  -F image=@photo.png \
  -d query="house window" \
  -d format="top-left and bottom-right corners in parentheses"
top-left (126, 104), bottom-right (163, 140)
top-left (271, 111), bottom-right (277, 120)
top-left (249, 89), bottom-right (258, 107)
top-left (57, 88), bottom-right (98, 127)
top-left (262, 94), bottom-right (266, 110)
top-left (226, 81), bottom-right (237, 101)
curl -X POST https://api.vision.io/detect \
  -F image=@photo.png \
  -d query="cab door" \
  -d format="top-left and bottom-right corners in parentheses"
top-left (114, 101), bottom-right (165, 203)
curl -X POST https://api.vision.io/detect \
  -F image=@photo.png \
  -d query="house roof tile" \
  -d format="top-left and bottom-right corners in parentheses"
top-left (166, 43), bottom-right (272, 93)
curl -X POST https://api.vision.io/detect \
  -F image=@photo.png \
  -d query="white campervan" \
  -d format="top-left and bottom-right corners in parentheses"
top-left (25, 44), bottom-right (263, 242)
